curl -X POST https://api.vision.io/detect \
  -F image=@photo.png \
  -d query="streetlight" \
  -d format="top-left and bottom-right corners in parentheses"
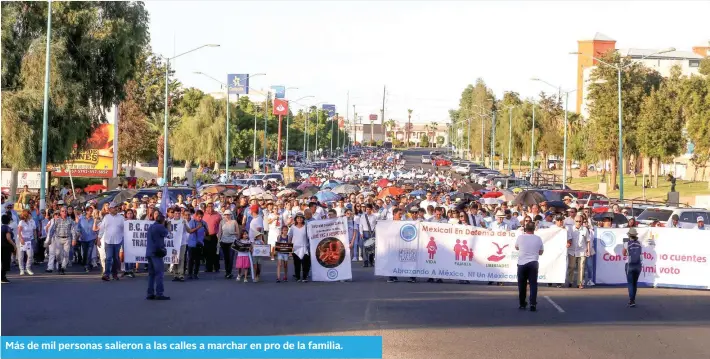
top-left (312, 101), bottom-right (326, 160)
top-left (569, 47), bottom-right (675, 200)
top-left (502, 105), bottom-right (515, 175)
top-left (285, 95), bottom-right (314, 166)
top-left (532, 77), bottom-right (575, 187)
top-left (193, 71), bottom-right (264, 177)
top-left (472, 104), bottom-right (497, 168)
top-left (161, 43), bottom-right (219, 183)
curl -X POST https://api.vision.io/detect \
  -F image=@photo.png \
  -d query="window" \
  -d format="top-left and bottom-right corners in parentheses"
top-left (679, 211), bottom-right (696, 223)
top-left (689, 59), bottom-right (700, 68)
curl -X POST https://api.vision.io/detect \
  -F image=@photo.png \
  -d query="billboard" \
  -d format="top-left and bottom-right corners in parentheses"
top-left (369, 114), bottom-right (378, 121)
top-left (53, 123), bottom-right (117, 178)
top-left (227, 74), bottom-right (250, 94)
top-left (273, 99), bottom-right (289, 116)
top-left (322, 104), bottom-right (336, 118)
top-left (1, 171), bottom-right (49, 190)
top-left (271, 85), bottom-right (286, 99)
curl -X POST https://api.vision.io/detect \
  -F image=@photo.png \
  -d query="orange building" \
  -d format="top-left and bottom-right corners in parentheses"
top-left (574, 33), bottom-right (617, 114)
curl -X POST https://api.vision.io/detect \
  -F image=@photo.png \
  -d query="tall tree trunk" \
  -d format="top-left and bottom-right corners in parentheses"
top-left (9, 167), bottom-right (19, 203)
top-left (567, 159), bottom-right (573, 181)
top-left (157, 134), bottom-right (165, 179)
top-left (184, 159), bottom-right (192, 171)
top-left (653, 157), bottom-right (661, 188)
top-left (610, 156), bottom-right (618, 192)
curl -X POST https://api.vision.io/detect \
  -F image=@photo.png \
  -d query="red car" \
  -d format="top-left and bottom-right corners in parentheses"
top-left (433, 158), bottom-right (452, 167)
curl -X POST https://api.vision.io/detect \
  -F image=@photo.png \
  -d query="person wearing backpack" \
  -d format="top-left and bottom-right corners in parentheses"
top-left (622, 228), bottom-right (643, 307)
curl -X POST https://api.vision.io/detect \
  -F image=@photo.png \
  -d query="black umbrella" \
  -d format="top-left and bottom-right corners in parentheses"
top-left (593, 212), bottom-right (629, 226)
top-left (542, 200), bottom-right (569, 212)
top-left (512, 191), bottom-right (546, 206)
top-left (297, 186), bottom-right (319, 199)
top-left (452, 192), bottom-right (477, 202)
top-left (286, 182), bottom-right (301, 189)
top-left (458, 183), bottom-right (484, 192)
top-left (405, 199), bottom-right (422, 212)
top-left (112, 189), bottom-right (139, 204)
top-left (349, 179), bottom-right (363, 185)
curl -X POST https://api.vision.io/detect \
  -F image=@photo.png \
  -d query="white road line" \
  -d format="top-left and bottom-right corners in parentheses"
top-left (544, 296), bottom-right (565, 313)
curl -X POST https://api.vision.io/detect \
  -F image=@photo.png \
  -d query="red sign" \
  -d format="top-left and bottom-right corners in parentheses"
top-left (369, 114), bottom-right (378, 121)
top-left (273, 99), bottom-right (288, 116)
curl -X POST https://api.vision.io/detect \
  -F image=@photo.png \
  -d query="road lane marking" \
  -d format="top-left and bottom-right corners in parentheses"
top-left (544, 296), bottom-right (565, 313)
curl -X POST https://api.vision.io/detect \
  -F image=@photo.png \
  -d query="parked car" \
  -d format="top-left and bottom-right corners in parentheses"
top-left (433, 158), bottom-right (452, 167)
top-left (636, 207), bottom-right (710, 228)
top-left (421, 155), bottom-right (432, 164)
top-left (250, 173), bottom-right (284, 182)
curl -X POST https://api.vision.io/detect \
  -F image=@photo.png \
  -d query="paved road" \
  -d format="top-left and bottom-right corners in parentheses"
top-left (3, 149), bottom-right (710, 359)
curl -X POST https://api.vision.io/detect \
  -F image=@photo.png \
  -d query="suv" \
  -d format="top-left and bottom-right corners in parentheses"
top-left (636, 207), bottom-right (710, 228)
top-left (421, 155), bottom-right (432, 164)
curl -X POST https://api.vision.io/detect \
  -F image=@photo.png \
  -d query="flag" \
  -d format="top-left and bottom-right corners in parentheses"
top-left (159, 185), bottom-right (169, 215)
top-left (273, 99), bottom-right (288, 116)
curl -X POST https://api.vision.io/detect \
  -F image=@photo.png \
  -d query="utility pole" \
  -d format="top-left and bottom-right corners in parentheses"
top-left (381, 85), bottom-right (386, 141)
top-left (39, 0), bottom-right (53, 210)
top-left (345, 91), bottom-right (349, 151)
top-left (353, 105), bottom-right (356, 145)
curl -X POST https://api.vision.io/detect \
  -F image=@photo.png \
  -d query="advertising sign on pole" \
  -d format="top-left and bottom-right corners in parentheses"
top-left (271, 85), bottom-right (286, 99)
top-left (322, 104), bottom-right (336, 118)
top-left (369, 114), bottom-right (378, 121)
top-left (227, 74), bottom-right (250, 94)
top-left (273, 99), bottom-right (289, 116)
top-left (52, 123), bottom-right (116, 178)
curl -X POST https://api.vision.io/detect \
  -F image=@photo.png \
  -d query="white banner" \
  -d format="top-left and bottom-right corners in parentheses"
top-left (594, 228), bottom-right (710, 289)
top-left (1, 171), bottom-right (49, 190)
top-left (123, 220), bottom-right (183, 264)
top-left (374, 221), bottom-right (567, 283)
top-left (308, 218), bottom-right (352, 281)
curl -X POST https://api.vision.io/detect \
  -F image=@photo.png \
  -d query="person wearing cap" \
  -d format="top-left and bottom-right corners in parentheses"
top-left (145, 213), bottom-right (170, 300)
top-left (248, 204), bottom-right (264, 243)
top-left (567, 214), bottom-right (590, 289)
top-left (515, 221), bottom-right (544, 312)
top-left (217, 209), bottom-right (239, 279)
top-left (47, 206), bottom-right (78, 275)
top-left (622, 228), bottom-right (642, 307)
top-left (489, 210), bottom-right (510, 231)
top-left (694, 216), bottom-right (706, 230)
top-left (95, 202), bottom-right (125, 281)
top-left (76, 206), bottom-right (98, 273)
top-left (666, 214), bottom-right (681, 228)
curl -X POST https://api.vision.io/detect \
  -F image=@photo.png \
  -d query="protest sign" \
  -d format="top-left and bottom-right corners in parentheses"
top-left (308, 218), bottom-right (352, 281)
top-left (123, 220), bottom-right (183, 264)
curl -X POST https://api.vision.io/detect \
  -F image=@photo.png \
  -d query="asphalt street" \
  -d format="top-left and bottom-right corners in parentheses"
top-left (2, 149), bottom-right (709, 359)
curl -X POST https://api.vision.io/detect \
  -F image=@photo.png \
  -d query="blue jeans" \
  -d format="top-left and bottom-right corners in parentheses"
top-left (79, 241), bottom-right (94, 269)
top-left (352, 233), bottom-right (363, 260)
top-left (626, 263), bottom-right (642, 302)
top-left (147, 256), bottom-right (165, 296)
top-left (104, 243), bottom-right (122, 277)
top-left (585, 253), bottom-right (595, 282)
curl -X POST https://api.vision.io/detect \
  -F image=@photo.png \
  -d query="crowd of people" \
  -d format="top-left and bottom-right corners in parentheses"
top-left (1, 148), bottom-right (707, 307)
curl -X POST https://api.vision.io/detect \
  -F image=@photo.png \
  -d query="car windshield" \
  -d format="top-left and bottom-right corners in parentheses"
top-left (637, 209), bottom-right (673, 222)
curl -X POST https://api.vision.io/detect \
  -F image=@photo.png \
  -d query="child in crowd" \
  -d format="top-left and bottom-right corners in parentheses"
top-left (235, 230), bottom-right (252, 282)
top-left (276, 226), bottom-right (289, 282)
top-left (251, 231), bottom-right (265, 283)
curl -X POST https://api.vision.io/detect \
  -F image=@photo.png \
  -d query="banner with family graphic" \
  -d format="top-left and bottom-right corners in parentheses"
top-left (374, 221), bottom-right (567, 283)
top-left (308, 218), bottom-right (352, 281)
top-left (123, 220), bottom-right (184, 264)
top-left (594, 228), bottom-right (710, 289)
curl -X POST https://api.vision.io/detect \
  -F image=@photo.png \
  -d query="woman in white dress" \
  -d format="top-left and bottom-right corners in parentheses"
top-left (266, 205), bottom-right (280, 260)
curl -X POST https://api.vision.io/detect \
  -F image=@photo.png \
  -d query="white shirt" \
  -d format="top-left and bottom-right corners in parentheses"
top-left (249, 215), bottom-right (264, 242)
top-left (18, 219), bottom-right (35, 241)
top-left (490, 221), bottom-right (510, 231)
top-left (288, 225), bottom-right (309, 259)
top-left (359, 213), bottom-right (378, 234)
top-left (563, 217), bottom-right (575, 232)
top-left (694, 225), bottom-right (707, 230)
top-left (99, 213), bottom-right (125, 245)
top-left (419, 200), bottom-right (437, 211)
top-left (568, 226), bottom-right (590, 257)
top-left (515, 233), bottom-right (544, 265)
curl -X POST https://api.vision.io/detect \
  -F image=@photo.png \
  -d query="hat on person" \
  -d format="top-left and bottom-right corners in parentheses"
top-left (108, 201), bottom-right (120, 209)
top-left (250, 204), bottom-right (260, 213)
top-left (223, 209), bottom-right (232, 216)
top-left (628, 228), bottom-right (638, 237)
top-left (495, 210), bottom-right (505, 218)
top-left (253, 231), bottom-right (264, 238)
top-left (698, 216), bottom-right (705, 223)
top-left (57, 200), bottom-right (64, 205)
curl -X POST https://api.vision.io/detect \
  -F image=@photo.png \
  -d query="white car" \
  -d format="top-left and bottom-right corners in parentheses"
top-left (453, 164), bottom-right (471, 174)
top-left (421, 155), bottom-right (432, 164)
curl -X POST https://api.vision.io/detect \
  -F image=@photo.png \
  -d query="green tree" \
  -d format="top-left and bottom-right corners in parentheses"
top-left (118, 80), bottom-right (156, 166)
top-left (420, 134), bottom-right (430, 148)
top-left (681, 57), bottom-right (710, 187)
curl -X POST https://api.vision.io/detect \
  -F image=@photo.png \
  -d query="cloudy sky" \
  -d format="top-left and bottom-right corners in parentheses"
top-left (145, 1), bottom-right (709, 124)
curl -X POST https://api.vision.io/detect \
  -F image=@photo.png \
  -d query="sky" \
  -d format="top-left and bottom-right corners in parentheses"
top-left (145, 1), bottom-right (709, 125)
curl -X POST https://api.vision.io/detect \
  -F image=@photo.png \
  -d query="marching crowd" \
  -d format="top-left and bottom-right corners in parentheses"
top-left (1, 149), bottom-right (707, 305)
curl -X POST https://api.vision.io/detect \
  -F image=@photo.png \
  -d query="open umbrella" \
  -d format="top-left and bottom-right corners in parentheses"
top-left (253, 192), bottom-right (276, 201)
top-left (481, 198), bottom-right (503, 205)
top-left (277, 189), bottom-right (298, 197)
top-left (483, 191), bottom-right (503, 198)
top-left (332, 184), bottom-right (359, 194)
top-left (201, 185), bottom-right (226, 194)
top-left (315, 190), bottom-right (341, 203)
top-left (286, 182), bottom-right (301, 189)
top-left (321, 180), bottom-right (341, 190)
top-left (498, 190), bottom-right (516, 202)
top-left (298, 187), bottom-right (319, 199)
top-left (405, 199), bottom-right (422, 212)
top-left (332, 169), bottom-right (345, 178)
top-left (222, 189), bottom-right (239, 197)
top-left (409, 189), bottom-right (427, 197)
top-left (349, 179), bottom-right (363, 185)
top-left (593, 212), bottom-right (628, 226)
top-left (297, 182), bottom-right (316, 190)
top-left (112, 189), bottom-right (139, 204)
top-left (377, 178), bottom-right (390, 188)
top-left (452, 192), bottom-right (477, 202)
top-left (242, 187), bottom-right (265, 196)
top-left (457, 183), bottom-right (484, 193)
top-left (84, 184), bottom-right (106, 192)
top-left (512, 191), bottom-right (546, 206)
top-left (541, 201), bottom-right (569, 211)
top-left (378, 187), bottom-right (405, 199)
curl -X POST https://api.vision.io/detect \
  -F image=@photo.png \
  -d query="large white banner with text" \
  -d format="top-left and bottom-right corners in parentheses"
top-left (594, 228), bottom-right (710, 289)
top-left (374, 221), bottom-right (567, 283)
top-left (123, 220), bottom-right (183, 264)
top-left (308, 218), bottom-right (352, 281)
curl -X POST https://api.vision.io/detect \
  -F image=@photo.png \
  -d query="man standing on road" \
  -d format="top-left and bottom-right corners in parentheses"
top-left (76, 207), bottom-right (97, 273)
top-left (567, 214), bottom-right (590, 289)
top-left (98, 202), bottom-right (124, 281)
top-left (622, 228), bottom-right (642, 307)
top-left (515, 222), bottom-right (544, 312)
top-left (48, 206), bottom-right (77, 275)
top-left (359, 204), bottom-right (378, 268)
top-left (146, 213), bottom-right (170, 300)
top-left (202, 202), bottom-right (222, 273)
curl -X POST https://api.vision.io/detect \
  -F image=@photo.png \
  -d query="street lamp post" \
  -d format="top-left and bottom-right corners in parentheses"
top-left (285, 95), bottom-right (313, 166)
top-left (193, 72), bottom-right (264, 177)
top-left (161, 44), bottom-right (219, 183)
top-left (570, 47), bottom-right (674, 200)
top-left (531, 102), bottom-right (536, 175)
top-left (312, 102), bottom-right (326, 159)
top-left (507, 106), bottom-right (514, 174)
top-left (39, 0), bottom-right (52, 210)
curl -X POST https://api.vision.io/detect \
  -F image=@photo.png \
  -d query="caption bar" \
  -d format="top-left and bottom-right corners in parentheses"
top-left (1, 336), bottom-right (383, 359)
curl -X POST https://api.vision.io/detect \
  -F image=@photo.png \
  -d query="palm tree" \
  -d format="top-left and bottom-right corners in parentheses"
top-left (384, 119), bottom-right (396, 141)
top-left (407, 109), bottom-right (413, 146)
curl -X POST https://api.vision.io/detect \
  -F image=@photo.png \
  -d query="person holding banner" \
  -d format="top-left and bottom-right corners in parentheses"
top-left (146, 214), bottom-right (170, 300)
top-left (515, 222), bottom-right (544, 312)
top-left (289, 213), bottom-right (310, 282)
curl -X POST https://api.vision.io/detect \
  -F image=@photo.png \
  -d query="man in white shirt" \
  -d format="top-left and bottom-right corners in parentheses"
top-left (563, 208), bottom-right (577, 231)
top-left (666, 214), bottom-right (681, 228)
top-left (515, 222), bottom-right (544, 312)
top-left (359, 204), bottom-right (378, 267)
top-left (98, 202), bottom-right (125, 281)
top-left (566, 214), bottom-right (590, 288)
top-left (490, 211), bottom-right (510, 231)
top-left (419, 192), bottom-right (437, 212)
